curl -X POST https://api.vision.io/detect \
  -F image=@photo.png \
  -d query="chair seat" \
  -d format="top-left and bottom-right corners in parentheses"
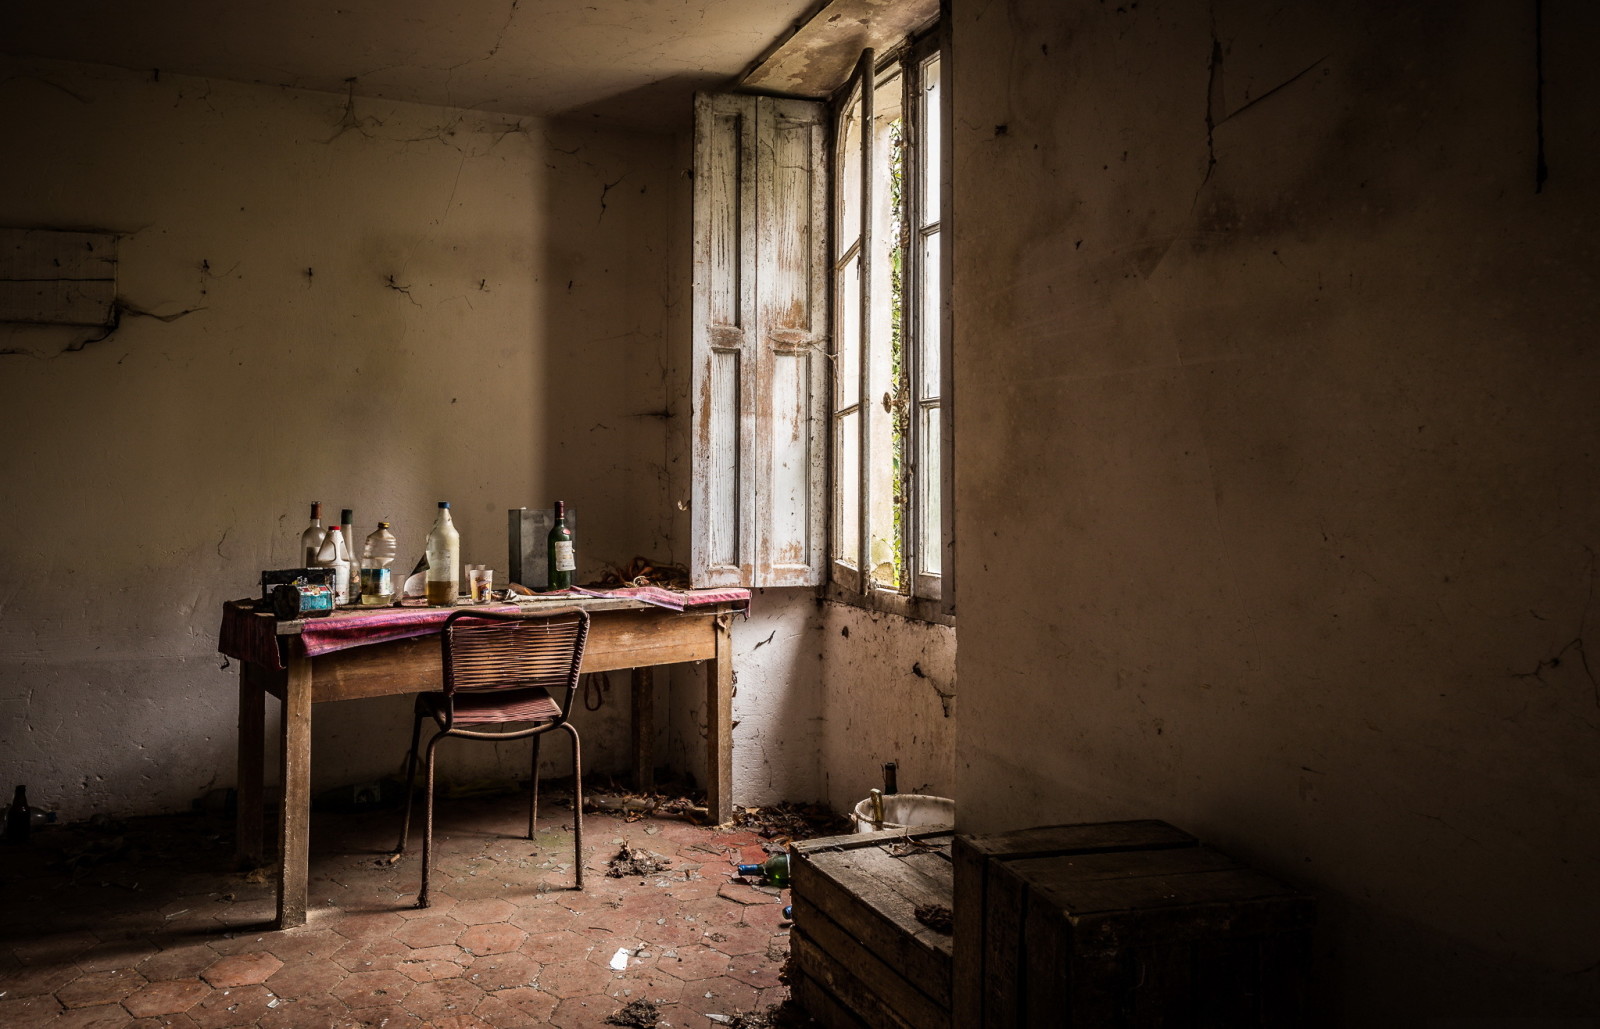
top-left (417, 686), bottom-right (561, 726)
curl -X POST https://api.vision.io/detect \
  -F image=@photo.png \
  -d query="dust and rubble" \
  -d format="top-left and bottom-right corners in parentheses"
top-left (605, 842), bottom-right (674, 878)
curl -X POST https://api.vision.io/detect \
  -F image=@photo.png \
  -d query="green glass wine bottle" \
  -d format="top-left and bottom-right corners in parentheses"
top-left (547, 501), bottom-right (576, 590)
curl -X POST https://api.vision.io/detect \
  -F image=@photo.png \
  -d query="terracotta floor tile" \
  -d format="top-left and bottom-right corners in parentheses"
top-left (473, 984), bottom-right (558, 1027)
top-left (392, 915), bottom-right (465, 949)
top-left (257, 992), bottom-right (348, 1029)
top-left (52, 1001), bottom-right (134, 1029)
top-left (655, 943), bottom-right (732, 982)
top-left (326, 910), bottom-right (405, 943)
top-left (4, 803), bottom-right (809, 1029)
top-left (1, 957), bottom-right (79, 997)
top-left (548, 993), bottom-right (623, 1029)
top-left (188, 983), bottom-right (276, 1029)
top-left (264, 927), bottom-right (346, 964)
top-left (457, 921), bottom-right (526, 955)
top-left (201, 952), bottom-right (283, 988)
top-left (401, 976), bottom-right (486, 1020)
top-left (123, 977), bottom-right (211, 1018)
top-left (336, 1003), bottom-right (423, 1029)
top-left (55, 965), bottom-right (147, 1008)
top-left (137, 939), bottom-right (217, 982)
top-left (262, 957), bottom-right (349, 999)
top-left (330, 968), bottom-right (415, 1009)
top-left (462, 950), bottom-right (539, 992)
top-left (395, 946), bottom-right (468, 983)
top-left (539, 956), bottom-right (615, 999)
top-left (702, 923), bottom-right (778, 957)
top-left (0, 992), bottom-right (65, 1029)
top-left (449, 897), bottom-right (517, 925)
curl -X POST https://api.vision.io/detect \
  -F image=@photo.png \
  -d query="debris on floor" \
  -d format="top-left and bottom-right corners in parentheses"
top-left (721, 1001), bottom-right (818, 1028)
top-left (730, 802), bottom-right (852, 842)
top-left (607, 841), bottom-right (675, 877)
top-left (605, 997), bottom-right (661, 1026)
top-left (587, 787), bottom-right (710, 824)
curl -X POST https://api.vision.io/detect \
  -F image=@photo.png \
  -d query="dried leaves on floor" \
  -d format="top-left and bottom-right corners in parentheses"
top-left (605, 998), bottom-right (661, 1027)
top-left (729, 802), bottom-right (852, 842)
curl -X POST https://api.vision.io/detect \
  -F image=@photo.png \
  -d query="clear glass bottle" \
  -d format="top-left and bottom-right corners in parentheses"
top-left (315, 526), bottom-right (352, 605)
top-left (547, 500), bottom-right (576, 590)
top-left (300, 502), bottom-right (326, 568)
top-left (424, 502), bottom-right (460, 606)
top-left (340, 509), bottom-right (359, 604)
top-left (360, 522), bottom-right (398, 606)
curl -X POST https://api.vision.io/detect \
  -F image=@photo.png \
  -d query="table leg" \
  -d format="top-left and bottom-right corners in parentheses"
top-left (276, 652), bottom-right (313, 928)
top-left (631, 667), bottom-right (655, 794)
top-left (706, 614), bottom-right (734, 824)
top-left (235, 664), bottom-right (265, 867)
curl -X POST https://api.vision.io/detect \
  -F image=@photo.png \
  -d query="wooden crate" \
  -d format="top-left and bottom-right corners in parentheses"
top-left (790, 826), bottom-right (955, 1029)
top-left (952, 820), bottom-right (1314, 1029)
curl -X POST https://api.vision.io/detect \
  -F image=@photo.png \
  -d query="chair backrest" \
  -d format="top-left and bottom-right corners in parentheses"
top-left (441, 608), bottom-right (590, 704)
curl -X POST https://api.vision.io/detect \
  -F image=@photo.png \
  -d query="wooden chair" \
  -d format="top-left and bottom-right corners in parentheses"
top-left (394, 607), bottom-right (590, 907)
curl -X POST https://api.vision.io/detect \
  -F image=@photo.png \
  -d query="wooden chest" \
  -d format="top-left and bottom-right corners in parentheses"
top-left (952, 820), bottom-right (1314, 1028)
top-left (790, 826), bottom-right (955, 1029)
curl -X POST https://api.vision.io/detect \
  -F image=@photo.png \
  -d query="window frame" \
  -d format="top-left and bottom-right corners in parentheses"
top-left (826, 29), bottom-right (953, 625)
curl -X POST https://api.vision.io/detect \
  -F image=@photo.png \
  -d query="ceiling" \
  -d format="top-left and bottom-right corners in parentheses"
top-left (0, 0), bottom-right (826, 129)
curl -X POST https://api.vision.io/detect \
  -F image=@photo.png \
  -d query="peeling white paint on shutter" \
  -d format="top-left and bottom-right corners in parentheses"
top-left (692, 93), bottom-right (829, 588)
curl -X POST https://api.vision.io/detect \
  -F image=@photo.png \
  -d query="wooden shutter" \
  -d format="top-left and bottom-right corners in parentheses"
top-left (692, 93), bottom-right (829, 587)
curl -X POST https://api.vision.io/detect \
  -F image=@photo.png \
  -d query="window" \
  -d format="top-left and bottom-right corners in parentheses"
top-left (831, 36), bottom-right (949, 615)
top-left (689, 29), bottom-right (951, 621)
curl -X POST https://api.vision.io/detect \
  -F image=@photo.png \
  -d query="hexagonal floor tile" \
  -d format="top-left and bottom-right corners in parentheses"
top-left (122, 978), bottom-right (211, 1018)
top-left (54, 966), bottom-right (146, 1009)
top-left (201, 951), bottom-right (283, 987)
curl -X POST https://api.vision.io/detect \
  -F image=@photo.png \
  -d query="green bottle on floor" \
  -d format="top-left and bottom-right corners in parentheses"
top-left (737, 852), bottom-right (790, 886)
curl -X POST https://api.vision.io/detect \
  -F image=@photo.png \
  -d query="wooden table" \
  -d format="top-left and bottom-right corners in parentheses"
top-left (230, 597), bottom-right (740, 928)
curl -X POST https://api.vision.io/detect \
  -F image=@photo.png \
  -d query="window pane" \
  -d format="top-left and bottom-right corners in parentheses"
top-left (867, 68), bottom-right (904, 591)
top-left (918, 229), bottom-right (940, 400)
top-left (921, 54), bottom-right (941, 225)
top-left (919, 403), bottom-right (941, 577)
top-left (837, 91), bottom-right (863, 244)
top-left (836, 410), bottom-right (860, 569)
top-left (837, 253), bottom-right (860, 409)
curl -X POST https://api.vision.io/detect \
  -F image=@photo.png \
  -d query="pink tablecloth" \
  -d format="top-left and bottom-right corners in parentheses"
top-left (219, 587), bottom-right (751, 671)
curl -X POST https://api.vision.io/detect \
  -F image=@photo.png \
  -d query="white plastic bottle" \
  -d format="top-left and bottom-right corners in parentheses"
top-left (300, 502), bottom-right (326, 568)
top-left (424, 502), bottom-right (460, 607)
top-left (360, 522), bottom-right (398, 606)
top-left (315, 526), bottom-right (352, 605)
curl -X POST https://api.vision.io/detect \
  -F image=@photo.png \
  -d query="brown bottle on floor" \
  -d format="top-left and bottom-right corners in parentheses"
top-left (5, 785), bottom-right (29, 843)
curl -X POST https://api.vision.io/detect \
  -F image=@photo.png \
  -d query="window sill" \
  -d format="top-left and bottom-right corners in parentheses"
top-left (822, 581), bottom-right (954, 627)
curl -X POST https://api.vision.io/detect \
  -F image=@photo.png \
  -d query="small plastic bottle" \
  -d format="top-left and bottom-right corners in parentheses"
top-left (360, 522), bottom-right (398, 606)
top-left (315, 526), bottom-right (352, 605)
top-left (736, 852), bottom-right (791, 887)
top-left (424, 502), bottom-right (460, 606)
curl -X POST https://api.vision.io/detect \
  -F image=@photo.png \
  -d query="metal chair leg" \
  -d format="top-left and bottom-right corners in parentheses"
top-left (528, 734), bottom-right (543, 840)
top-left (394, 711), bottom-right (424, 854)
top-left (564, 722), bottom-right (583, 890)
top-left (417, 732), bottom-right (443, 909)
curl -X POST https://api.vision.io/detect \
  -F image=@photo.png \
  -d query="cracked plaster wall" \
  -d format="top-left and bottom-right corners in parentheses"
top-left (0, 57), bottom-right (684, 815)
top-left (952, 0), bottom-right (1600, 1021)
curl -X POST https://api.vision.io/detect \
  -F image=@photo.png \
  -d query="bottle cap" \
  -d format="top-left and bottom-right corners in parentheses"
top-left (439, 501), bottom-right (449, 508)
top-left (378, 521), bottom-right (390, 528)
top-left (341, 509), bottom-right (353, 521)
